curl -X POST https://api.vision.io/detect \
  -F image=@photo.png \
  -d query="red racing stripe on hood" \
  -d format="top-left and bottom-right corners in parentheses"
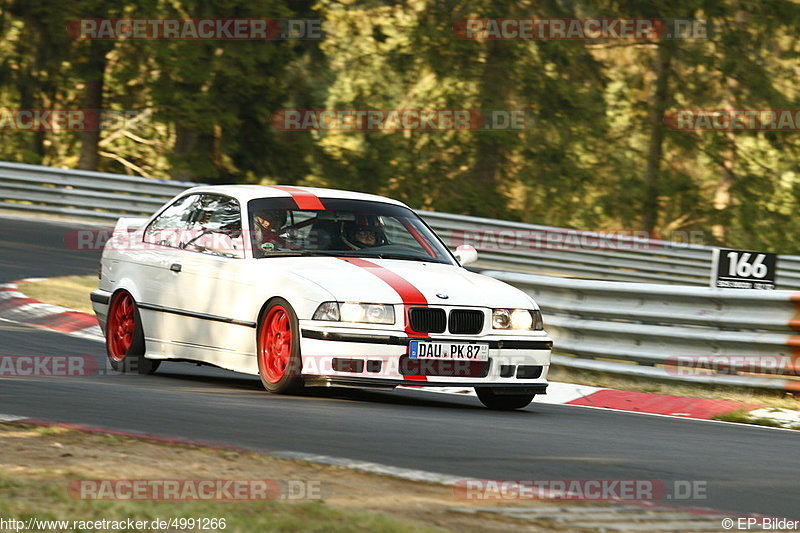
top-left (266, 185), bottom-right (325, 210)
top-left (338, 257), bottom-right (427, 305)
top-left (338, 257), bottom-right (428, 338)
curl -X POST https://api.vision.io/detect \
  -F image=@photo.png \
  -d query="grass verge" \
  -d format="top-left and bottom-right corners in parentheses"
top-left (2, 423), bottom-right (549, 533)
top-left (711, 409), bottom-right (785, 428)
top-left (17, 275), bottom-right (97, 315)
top-left (1, 474), bottom-right (441, 533)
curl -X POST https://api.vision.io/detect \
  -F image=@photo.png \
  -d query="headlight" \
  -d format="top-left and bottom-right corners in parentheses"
top-left (492, 309), bottom-right (543, 330)
top-left (312, 302), bottom-right (340, 321)
top-left (313, 302), bottom-right (395, 325)
top-left (492, 309), bottom-right (512, 329)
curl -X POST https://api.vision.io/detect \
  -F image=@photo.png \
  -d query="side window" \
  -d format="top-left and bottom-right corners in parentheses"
top-left (182, 195), bottom-right (244, 259)
top-left (144, 195), bottom-right (199, 248)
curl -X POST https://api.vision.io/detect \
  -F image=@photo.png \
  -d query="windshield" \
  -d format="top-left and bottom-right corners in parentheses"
top-left (247, 197), bottom-right (454, 264)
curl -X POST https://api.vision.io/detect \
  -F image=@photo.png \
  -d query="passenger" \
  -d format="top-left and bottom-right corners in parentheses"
top-left (252, 209), bottom-right (288, 253)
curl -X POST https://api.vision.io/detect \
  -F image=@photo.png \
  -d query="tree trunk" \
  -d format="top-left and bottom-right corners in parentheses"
top-left (711, 73), bottom-right (739, 242)
top-left (643, 42), bottom-right (673, 233)
top-left (171, 122), bottom-right (220, 182)
top-left (172, 124), bottom-right (198, 181)
top-left (77, 41), bottom-right (109, 170)
top-left (462, 37), bottom-right (513, 218)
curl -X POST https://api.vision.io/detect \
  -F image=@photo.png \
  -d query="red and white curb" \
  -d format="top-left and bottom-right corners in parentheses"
top-left (0, 280), bottom-right (102, 342)
top-left (413, 383), bottom-right (772, 422)
top-left (2, 278), bottom-right (798, 429)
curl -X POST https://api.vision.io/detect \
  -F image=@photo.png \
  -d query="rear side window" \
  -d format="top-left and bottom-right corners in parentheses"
top-left (144, 194), bottom-right (199, 247)
top-left (144, 194), bottom-right (244, 258)
top-left (182, 195), bottom-right (244, 258)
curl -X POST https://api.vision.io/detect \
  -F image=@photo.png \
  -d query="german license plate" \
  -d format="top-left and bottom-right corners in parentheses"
top-left (408, 341), bottom-right (489, 361)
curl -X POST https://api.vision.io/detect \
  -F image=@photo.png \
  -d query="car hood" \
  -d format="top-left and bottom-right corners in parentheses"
top-left (284, 257), bottom-right (536, 309)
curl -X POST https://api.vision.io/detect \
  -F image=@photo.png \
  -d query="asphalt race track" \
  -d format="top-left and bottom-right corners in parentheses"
top-left (1, 214), bottom-right (798, 519)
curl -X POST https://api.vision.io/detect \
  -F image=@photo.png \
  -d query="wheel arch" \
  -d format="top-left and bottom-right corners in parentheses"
top-left (249, 271), bottom-right (336, 325)
top-left (109, 277), bottom-right (145, 305)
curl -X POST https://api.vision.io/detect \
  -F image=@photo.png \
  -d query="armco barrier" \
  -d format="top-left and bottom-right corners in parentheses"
top-left (2, 160), bottom-right (799, 288)
top-left (0, 161), bottom-right (193, 220)
top-left (420, 211), bottom-right (800, 289)
top-left (485, 270), bottom-right (800, 391)
top-left (2, 161), bottom-right (800, 389)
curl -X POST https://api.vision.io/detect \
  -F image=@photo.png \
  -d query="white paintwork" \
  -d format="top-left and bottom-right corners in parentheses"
top-left (454, 244), bottom-right (479, 266)
top-left (94, 185), bottom-right (552, 388)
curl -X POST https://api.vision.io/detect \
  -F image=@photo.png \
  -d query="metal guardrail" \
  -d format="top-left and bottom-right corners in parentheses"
top-left (0, 161), bottom-right (194, 220)
top-left (2, 161), bottom-right (799, 287)
top-left (485, 270), bottom-right (800, 390)
top-left (420, 211), bottom-right (800, 290)
top-left (2, 162), bottom-right (799, 389)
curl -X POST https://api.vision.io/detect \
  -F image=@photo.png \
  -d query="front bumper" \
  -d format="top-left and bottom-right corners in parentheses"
top-left (298, 322), bottom-right (552, 390)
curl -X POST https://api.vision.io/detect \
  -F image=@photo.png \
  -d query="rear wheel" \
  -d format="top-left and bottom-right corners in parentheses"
top-left (476, 387), bottom-right (534, 410)
top-left (106, 290), bottom-right (160, 374)
top-left (257, 298), bottom-right (303, 394)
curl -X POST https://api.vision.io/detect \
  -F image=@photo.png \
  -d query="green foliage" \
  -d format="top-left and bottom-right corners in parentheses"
top-left (2, 0), bottom-right (800, 251)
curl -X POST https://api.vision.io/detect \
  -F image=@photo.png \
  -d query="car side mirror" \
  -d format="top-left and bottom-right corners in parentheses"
top-left (454, 244), bottom-right (478, 266)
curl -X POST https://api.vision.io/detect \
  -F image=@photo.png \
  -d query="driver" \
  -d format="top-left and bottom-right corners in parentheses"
top-left (341, 215), bottom-right (386, 249)
top-left (252, 208), bottom-right (288, 253)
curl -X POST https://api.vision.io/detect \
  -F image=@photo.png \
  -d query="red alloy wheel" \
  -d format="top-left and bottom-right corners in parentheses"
top-left (108, 291), bottom-right (136, 362)
top-left (259, 305), bottom-right (293, 384)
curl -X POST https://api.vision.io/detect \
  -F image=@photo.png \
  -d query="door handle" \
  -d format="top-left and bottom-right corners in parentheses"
top-left (170, 263), bottom-right (182, 273)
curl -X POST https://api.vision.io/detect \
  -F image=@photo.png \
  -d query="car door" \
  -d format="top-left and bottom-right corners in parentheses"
top-left (136, 193), bottom-right (202, 357)
top-left (162, 194), bottom-right (255, 371)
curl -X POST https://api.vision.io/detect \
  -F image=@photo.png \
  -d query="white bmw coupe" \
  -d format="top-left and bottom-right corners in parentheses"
top-left (91, 185), bottom-right (552, 409)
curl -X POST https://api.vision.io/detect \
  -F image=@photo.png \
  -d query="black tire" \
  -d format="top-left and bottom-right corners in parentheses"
top-left (476, 387), bottom-right (535, 410)
top-left (106, 290), bottom-right (160, 375)
top-left (256, 298), bottom-right (303, 394)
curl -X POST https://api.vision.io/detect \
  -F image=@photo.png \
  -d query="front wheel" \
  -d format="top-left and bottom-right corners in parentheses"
top-left (106, 290), bottom-right (160, 374)
top-left (257, 298), bottom-right (303, 394)
top-left (476, 388), bottom-right (535, 410)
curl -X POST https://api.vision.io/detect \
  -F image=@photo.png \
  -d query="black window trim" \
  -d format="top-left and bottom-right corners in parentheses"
top-left (244, 197), bottom-right (458, 265)
top-left (143, 192), bottom-right (244, 259)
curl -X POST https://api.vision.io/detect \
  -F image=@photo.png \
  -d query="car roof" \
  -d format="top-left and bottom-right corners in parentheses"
top-left (179, 184), bottom-right (410, 208)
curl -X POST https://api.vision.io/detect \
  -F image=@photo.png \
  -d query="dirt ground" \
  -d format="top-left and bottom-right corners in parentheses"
top-left (0, 423), bottom-right (583, 532)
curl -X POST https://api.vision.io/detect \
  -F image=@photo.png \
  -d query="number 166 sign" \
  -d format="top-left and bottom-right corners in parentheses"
top-left (711, 248), bottom-right (777, 290)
